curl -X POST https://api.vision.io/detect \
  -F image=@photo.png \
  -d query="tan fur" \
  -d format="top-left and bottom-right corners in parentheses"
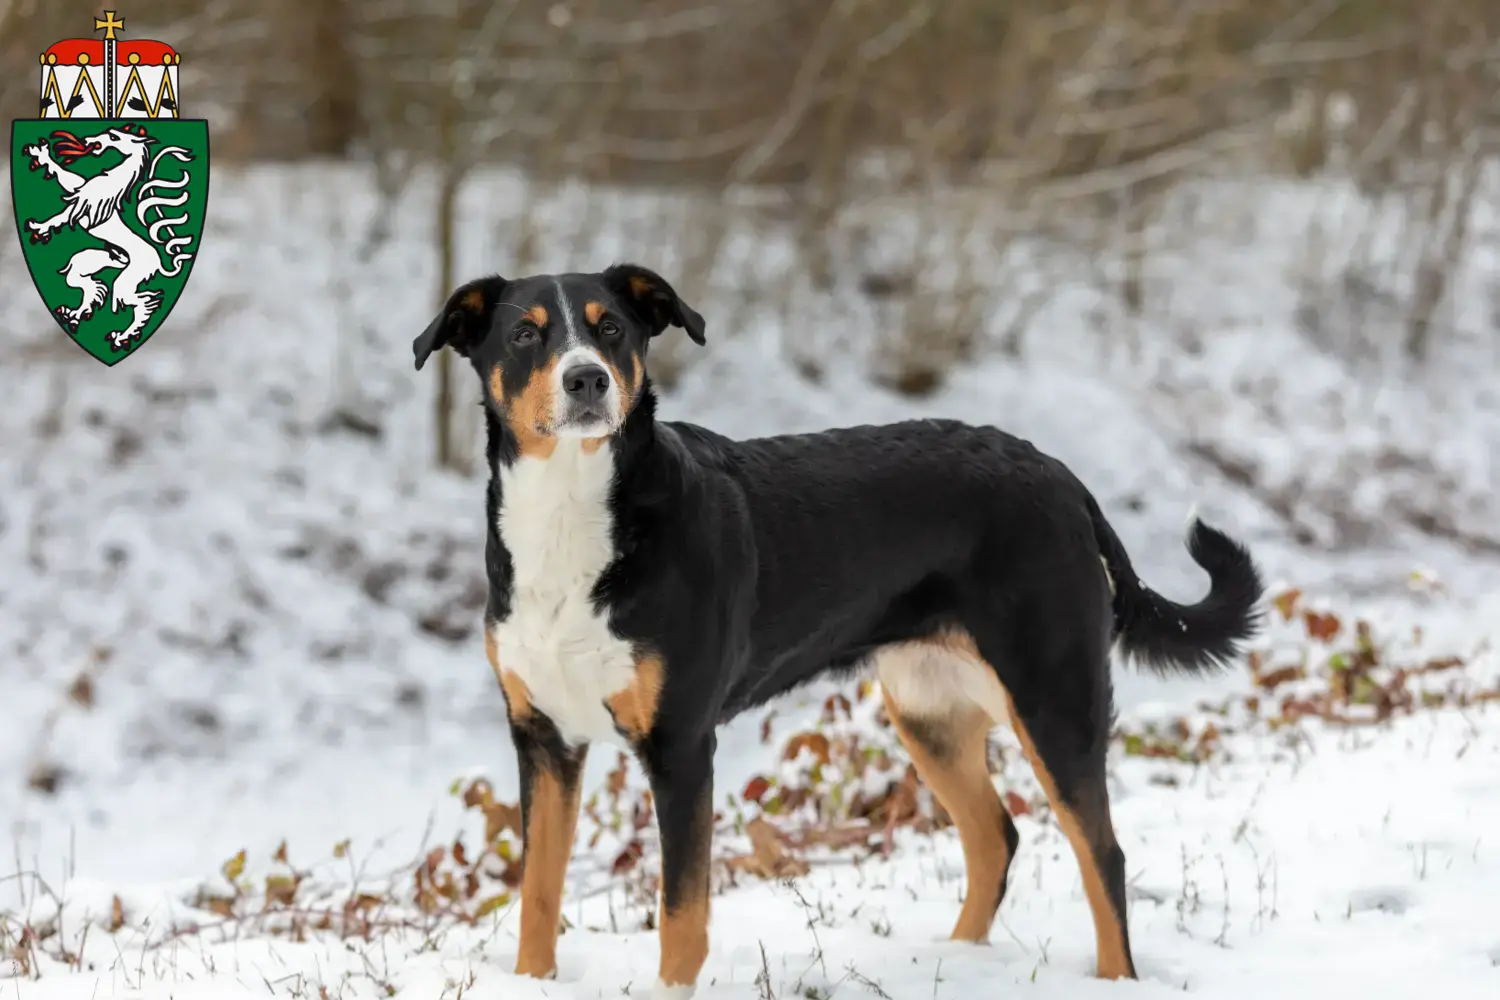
top-left (584, 301), bottom-right (606, 325)
top-left (628, 276), bottom-right (654, 299)
top-left (461, 288), bottom-right (486, 312)
top-left (484, 628), bottom-right (499, 678)
top-left (1007, 698), bottom-right (1134, 980)
top-left (508, 357), bottom-right (561, 460)
top-left (514, 761), bottom-right (587, 979)
top-left (601, 356), bottom-right (629, 400)
top-left (605, 654), bottom-right (664, 741)
top-left (597, 352), bottom-right (647, 434)
top-left (882, 688), bottom-right (1013, 942)
top-left (487, 629), bottom-right (534, 723)
top-left (630, 353), bottom-right (644, 395)
top-left (658, 787), bottom-right (712, 988)
top-left (499, 671), bottom-right (533, 723)
top-left (522, 304), bottom-right (548, 327)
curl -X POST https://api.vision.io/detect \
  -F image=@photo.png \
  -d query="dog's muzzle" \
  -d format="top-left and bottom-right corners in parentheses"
top-left (556, 361), bottom-right (617, 433)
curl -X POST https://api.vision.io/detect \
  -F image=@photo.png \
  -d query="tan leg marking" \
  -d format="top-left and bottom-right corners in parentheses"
top-left (514, 758), bottom-right (587, 979)
top-left (486, 628), bottom-right (533, 723)
top-left (658, 785), bottom-right (712, 988)
top-left (1007, 697), bottom-right (1134, 980)
top-left (881, 679), bottom-right (1014, 942)
top-left (605, 653), bottom-right (664, 741)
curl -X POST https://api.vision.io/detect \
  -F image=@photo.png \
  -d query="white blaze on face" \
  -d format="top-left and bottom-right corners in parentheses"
top-left (550, 278), bottom-right (621, 434)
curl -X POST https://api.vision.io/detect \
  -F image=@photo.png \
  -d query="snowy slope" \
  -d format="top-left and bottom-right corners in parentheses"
top-left (1, 162), bottom-right (1497, 918)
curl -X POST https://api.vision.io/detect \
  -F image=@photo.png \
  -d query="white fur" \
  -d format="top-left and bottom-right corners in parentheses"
top-left (652, 982), bottom-right (696, 999)
top-left (549, 278), bottom-right (624, 433)
top-left (487, 439), bottom-right (635, 747)
top-left (553, 278), bottom-right (582, 341)
top-left (875, 640), bottom-right (1013, 727)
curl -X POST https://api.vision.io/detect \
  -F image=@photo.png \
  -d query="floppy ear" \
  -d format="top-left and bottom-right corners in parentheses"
top-left (603, 263), bottom-right (706, 346)
top-left (412, 276), bottom-right (507, 371)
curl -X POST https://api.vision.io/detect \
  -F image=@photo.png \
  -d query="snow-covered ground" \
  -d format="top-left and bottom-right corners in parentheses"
top-left (3, 164), bottom-right (1499, 996)
top-left (7, 598), bottom-right (1499, 998)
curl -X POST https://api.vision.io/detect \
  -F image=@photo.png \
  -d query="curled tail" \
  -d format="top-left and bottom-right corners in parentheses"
top-left (1089, 499), bottom-right (1265, 675)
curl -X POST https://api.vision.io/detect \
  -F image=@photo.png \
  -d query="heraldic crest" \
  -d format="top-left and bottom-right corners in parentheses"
top-left (10, 11), bottom-right (209, 365)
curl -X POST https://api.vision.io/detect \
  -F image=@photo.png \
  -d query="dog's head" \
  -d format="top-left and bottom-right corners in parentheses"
top-left (411, 264), bottom-right (705, 456)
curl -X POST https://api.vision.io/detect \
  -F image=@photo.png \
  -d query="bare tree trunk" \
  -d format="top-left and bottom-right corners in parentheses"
top-left (306, 0), bottom-right (360, 156)
top-left (434, 97), bottom-right (463, 473)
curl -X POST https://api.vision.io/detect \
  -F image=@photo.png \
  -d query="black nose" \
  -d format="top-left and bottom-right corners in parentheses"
top-left (562, 364), bottom-right (610, 405)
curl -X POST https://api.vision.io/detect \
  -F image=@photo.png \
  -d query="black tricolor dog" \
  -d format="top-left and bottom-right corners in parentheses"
top-left (411, 265), bottom-right (1264, 995)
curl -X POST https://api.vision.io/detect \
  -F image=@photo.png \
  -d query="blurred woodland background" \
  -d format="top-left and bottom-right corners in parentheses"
top-left (1, 0), bottom-right (1497, 470)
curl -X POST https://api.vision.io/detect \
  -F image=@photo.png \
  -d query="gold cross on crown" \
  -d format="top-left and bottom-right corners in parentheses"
top-left (94, 10), bottom-right (126, 40)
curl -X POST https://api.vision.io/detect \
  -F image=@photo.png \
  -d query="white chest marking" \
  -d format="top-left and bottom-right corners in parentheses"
top-left (488, 439), bottom-right (636, 746)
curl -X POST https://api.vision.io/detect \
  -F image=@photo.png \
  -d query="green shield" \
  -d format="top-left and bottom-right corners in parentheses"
top-left (10, 119), bottom-right (209, 366)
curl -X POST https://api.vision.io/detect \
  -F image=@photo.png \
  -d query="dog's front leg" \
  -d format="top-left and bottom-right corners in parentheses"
top-left (510, 719), bottom-right (588, 980)
top-left (640, 731), bottom-right (715, 998)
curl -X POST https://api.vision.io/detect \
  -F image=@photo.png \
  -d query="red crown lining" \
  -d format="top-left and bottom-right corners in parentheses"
top-left (42, 39), bottom-right (179, 65)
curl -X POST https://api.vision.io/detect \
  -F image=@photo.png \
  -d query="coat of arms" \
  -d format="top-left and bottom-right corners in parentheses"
top-left (10, 11), bottom-right (209, 365)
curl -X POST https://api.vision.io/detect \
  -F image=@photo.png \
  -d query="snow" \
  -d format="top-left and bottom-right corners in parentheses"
top-left (3, 163), bottom-right (1500, 996)
top-left (8, 688), bottom-right (1500, 998)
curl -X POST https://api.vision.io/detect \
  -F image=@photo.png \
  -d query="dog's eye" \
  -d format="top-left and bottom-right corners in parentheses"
top-left (598, 319), bottom-right (620, 338)
top-left (513, 326), bottom-right (539, 346)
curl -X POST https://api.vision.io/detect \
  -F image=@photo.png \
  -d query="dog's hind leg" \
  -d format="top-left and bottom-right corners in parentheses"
top-left (975, 581), bottom-right (1138, 980)
top-left (1005, 683), bottom-right (1135, 979)
top-left (876, 637), bottom-right (1018, 943)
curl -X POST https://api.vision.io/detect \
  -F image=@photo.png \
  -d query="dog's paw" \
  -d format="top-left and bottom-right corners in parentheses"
top-left (652, 980), bottom-right (696, 999)
top-left (512, 964), bottom-right (557, 981)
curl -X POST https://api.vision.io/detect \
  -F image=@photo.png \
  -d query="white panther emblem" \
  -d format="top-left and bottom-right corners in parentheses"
top-left (22, 125), bottom-right (197, 350)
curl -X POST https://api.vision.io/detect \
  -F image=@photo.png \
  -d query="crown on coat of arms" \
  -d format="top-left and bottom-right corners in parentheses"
top-left (37, 11), bottom-right (181, 120)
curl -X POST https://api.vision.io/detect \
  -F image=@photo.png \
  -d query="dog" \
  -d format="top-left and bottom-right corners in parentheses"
top-left (411, 264), bottom-right (1264, 995)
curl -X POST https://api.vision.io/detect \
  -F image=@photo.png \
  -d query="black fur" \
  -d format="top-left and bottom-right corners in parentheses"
top-left (595, 409), bottom-right (1265, 722)
top-left (412, 265), bottom-right (1266, 984)
top-left (1088, 496), bottom-right (1265, 676)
